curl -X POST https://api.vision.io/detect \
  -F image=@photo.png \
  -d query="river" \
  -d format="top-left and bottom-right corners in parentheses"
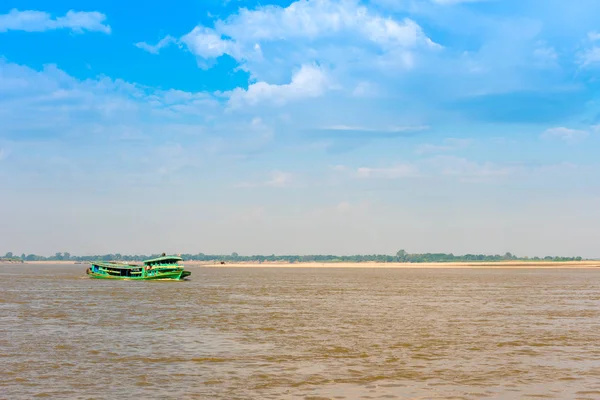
top-left (2, 263), bottom-right (600, 399)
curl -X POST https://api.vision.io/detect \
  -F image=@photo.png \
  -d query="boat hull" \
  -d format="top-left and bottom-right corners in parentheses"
top-left (86, 267), bottom-right (191, 280)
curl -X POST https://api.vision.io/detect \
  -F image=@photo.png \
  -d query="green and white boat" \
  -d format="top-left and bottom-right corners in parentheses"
top-left (86, 254), bottom-right (191, 280)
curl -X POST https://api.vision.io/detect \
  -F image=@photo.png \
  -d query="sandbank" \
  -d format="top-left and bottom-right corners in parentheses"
top-left (186, 260), bottom-right (600, 269)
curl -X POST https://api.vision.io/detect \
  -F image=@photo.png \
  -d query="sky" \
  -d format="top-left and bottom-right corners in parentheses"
top-left (1, 0), bottom-right (600, 258)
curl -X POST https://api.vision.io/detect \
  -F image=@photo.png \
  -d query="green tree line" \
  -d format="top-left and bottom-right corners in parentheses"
top-left (2, 250), bottom-right (585, 263)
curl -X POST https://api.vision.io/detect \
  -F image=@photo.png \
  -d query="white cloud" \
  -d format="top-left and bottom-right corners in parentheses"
top-left (140, 0), bottom-right (576, 112)
top-left (578, 31), bottom-right (600, 68)
top-left (228, 63), bottom-right (331, 107)
top-left (0, 60), bottom-right (256, 179)
top-left (2, 58), bottom-right (426, 169)
top-left (135, 35), bottom-right (178, 54)
top-left (533, 162), bottom-right (579, 175)
top-left (181, 26), bottom-right (241, 60)
top-left (333, 155), bottom-right (587, 186)
top-left (321, 124), bottom-right (429, 133)
top-left (352, 81), bottom-right (379, 97)
top-left (236, 170), bottom-right (294, 188)
top-left (541, 127), bottom-right (589, 144)
top-left (431, 0), bottom-right (489, 4)
top-left (415, 138), bottom-right (471, 154)
top-left (174, 0), bottom-right (439, 83)
top-left (428, 155), bottom-right (515, 181)
top-left (266, 170), bottom-right (293, 187)
top-left (579, 46), bottom-right (600, 68)
top-left (532, 42), bottom-right (558, 65)
top-left (588, 31), bottom-right (600, 42)
top-left (207, 0), bottom-right (437, 52)
top-left (0, 9), bottom-right (110, 34)
top-left (353, 156), bottom-right (515, 183)
top-left (356, 164), bottom-right (419, 179)
top-left (0, 60), bottom-right (219, 125)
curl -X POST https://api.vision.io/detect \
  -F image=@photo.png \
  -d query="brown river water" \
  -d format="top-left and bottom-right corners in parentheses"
top-left (2, 263), bottom-right (600, 399)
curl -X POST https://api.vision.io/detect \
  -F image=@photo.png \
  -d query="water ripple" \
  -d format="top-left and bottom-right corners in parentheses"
top-left (1, 264), bottom-right (600, 399)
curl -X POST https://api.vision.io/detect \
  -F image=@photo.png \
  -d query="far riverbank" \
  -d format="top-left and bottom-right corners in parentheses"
top-left (11, 260), bottom-right (600, 268)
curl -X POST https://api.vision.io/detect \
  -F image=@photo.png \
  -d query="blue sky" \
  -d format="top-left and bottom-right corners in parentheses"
top-left (1, 0), bottom-right (600, 257)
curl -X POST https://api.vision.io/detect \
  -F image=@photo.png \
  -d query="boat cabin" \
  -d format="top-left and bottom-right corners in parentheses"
top-left (143, 255), bottom-right (183, 267)
top-left (89, 262), bottom-right (143, 277)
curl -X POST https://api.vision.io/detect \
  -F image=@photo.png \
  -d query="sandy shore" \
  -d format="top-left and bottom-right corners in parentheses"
top-left (187, 261), bottom-right (600, 269)
top-left (15, 260), bottom-right (600, 268)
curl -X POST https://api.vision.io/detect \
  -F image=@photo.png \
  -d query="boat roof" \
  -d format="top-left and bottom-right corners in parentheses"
top-left (91, 261), bottom-right (141, 269)
top-left (143, 255), bottom-right (183, 264)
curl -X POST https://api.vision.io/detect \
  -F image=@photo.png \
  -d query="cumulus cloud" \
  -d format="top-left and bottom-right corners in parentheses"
top-left (0, 59), bottom-right (229, 153)
top-left (137, 0), bottom-right (589, 122)
top-left (0, 59), bottom-right (296, 193)
top-left (180, 27), bottom-right (241, 60)
top-left (228, 63), bottom-right (332, 107)
top-left (134, 36), bottom-right (178, 54)
top-left (180, 0), bottom-right (438, 57)
top-left (0, 9), bottom-right (111, 34)
top-left (165, 0), bottom-right (440, 85)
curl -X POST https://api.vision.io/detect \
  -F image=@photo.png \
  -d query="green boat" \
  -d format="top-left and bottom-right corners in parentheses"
top-left (86, 254), bottom-right (191, 280)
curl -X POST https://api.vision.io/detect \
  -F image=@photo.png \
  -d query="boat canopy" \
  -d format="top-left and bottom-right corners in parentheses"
top-left (91, 261), bottom-right (142, 269)
top-left (143, 256), bottom-right (183, 265)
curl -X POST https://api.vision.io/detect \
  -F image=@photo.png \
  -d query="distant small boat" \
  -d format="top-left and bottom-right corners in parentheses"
top-left (86, 255), bottom-right (191, 280)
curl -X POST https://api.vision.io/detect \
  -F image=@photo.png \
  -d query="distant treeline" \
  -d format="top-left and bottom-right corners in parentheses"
top-left (2, 250), bottom-right (585, 263)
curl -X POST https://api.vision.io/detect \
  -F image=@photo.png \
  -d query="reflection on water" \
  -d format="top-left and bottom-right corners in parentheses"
top-left (2, 264), bottom-right (600, 399)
